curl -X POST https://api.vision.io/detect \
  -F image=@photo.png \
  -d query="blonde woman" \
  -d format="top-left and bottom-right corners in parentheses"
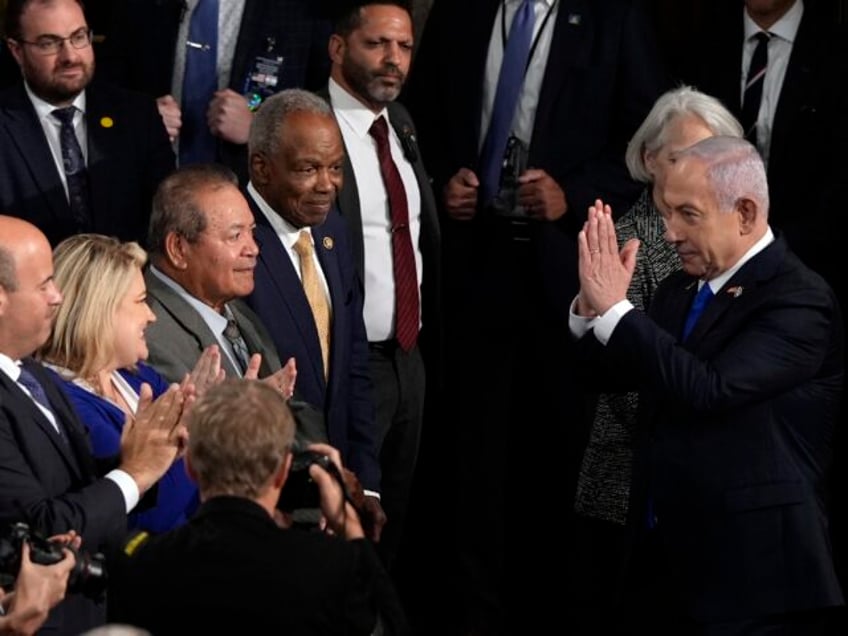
top-left (40, 234), bottom-right (223, 532)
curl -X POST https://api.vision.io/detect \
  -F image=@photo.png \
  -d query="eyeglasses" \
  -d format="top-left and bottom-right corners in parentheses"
top-left (11, 28), bottom-right (93, 56)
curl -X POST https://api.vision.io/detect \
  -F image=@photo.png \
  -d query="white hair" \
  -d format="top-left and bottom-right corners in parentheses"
top-left (625, 85), bottom-right (743, 183)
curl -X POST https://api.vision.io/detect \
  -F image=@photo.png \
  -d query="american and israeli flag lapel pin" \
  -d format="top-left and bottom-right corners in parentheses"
top-left (726, 286), bottom-right (744, 298)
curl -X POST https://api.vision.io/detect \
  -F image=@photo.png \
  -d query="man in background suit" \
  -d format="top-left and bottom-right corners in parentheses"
top-left (243, 89), bottom-right (385, 540)
top-left (107, 379), bottom-right (409, 635)
top-left (0, 215), bottom-right (188, 634)
top-left (402, 1), bottom-right (668, 631)
top-left (100, 0), bottom-right (331, 183)
top-left (685, 0), bottom-right (848, 311)
top-left (571, 136), bottom-right (844, 633)
top-left (323, 0), bottom-right (441, 580)
top-left (0, 0), bottom-right (174, 247)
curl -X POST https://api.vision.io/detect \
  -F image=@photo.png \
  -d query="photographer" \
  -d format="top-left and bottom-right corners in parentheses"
top-left (1, 541), bottom-right (75, 635)
top-left (107, 379), bottom-right (409, 635)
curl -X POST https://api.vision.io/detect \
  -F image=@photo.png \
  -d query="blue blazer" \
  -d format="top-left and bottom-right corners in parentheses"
top-left (53, 362), bottom-right (199, 533)
top-left (244, 200), bottom-right (380, 491)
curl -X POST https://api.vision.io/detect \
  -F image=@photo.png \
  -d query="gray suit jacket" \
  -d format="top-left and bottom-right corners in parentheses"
top-left (143, 267), bottom-right (327, 444)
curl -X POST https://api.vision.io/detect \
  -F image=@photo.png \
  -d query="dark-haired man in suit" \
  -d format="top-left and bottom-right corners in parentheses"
top-left (0, 0), bottom-right (174, 247)
top-left (323, 0), bottom-right (441, 579)
top-left (571, 136), bottom-right (844, 633)
top-left (402, 1), bottom-right (668, 630)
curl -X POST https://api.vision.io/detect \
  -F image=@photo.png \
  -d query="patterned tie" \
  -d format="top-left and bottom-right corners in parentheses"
top-left (682, 283), bottom-right (715, 341)
top-left (18, 366), bottom-right (68, 444)
top-left (222, 310), bottom-right (250, 374)
top-left (741, 31), bottom-right (770, 148)
top-left (180, 0), bottom-right (219, 165)
top-left (369, 116), bottom-right (420, 351)
top-left (478, 0), bottom-right (537, 204)
top-left (51, 106), bottom-right (91, 231)
top-left (293, 231), bottom-right (331, 378)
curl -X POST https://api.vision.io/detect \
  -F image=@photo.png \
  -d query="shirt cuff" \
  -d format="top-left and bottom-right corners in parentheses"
top-left (105, 469), bottom-right (141, 513)
top-left (363, 490), bottom-right (381, 500)
top-left (568, 296), bottom-right (597, 338)
top-left (593, 299), bottom-right (634, 345)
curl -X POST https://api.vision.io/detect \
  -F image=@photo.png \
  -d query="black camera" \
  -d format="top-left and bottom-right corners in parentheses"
top-left (491, 135), bottom-right (530, 217)
top-left (0, 522), bottom-right (107, 601)
top-left (277, 450), bottom-right (346, 512)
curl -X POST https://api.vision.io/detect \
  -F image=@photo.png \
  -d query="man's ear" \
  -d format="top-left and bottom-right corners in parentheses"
top-left (328, 33), bottom-right (345, 66)
top-left (274, 452), bottom-right (293, 489)
top-left (5, 38), bottom-right (24, 67)
top-left (250, 152), bottom-right (270, 187)
top-left (164, 231), bottom-right (189, 270)
top-left (736, 197), bottom-right (758, 234)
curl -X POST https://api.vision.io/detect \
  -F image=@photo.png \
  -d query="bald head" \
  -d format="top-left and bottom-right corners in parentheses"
top-left (0, 216), bottom-right (50, 288)
top-left (0, 215), bottom-right (63, 359)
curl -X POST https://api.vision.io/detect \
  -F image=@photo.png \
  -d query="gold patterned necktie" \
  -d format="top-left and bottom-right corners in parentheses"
top-left (293, 231), bottom-right (331, 379)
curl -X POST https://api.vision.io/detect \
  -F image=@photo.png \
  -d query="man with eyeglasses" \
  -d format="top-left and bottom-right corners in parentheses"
top-left (0, 0), bottom-right (174, 248)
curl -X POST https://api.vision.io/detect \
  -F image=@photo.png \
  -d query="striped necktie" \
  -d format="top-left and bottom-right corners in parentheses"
top-left (741, 31), bottom-right (770, 148)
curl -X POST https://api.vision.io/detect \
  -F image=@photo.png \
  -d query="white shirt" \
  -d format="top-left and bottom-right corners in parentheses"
top-left (569, 228), bottom-right (776, 343)
top-left (148, 264), bottom-right (246, 374)
top-left (246, 183), bottom-right (333, 309)
top-left (24, 84), bottom-right (87, 201)
top-left (480, 0), bottom-right (559, 151)
top-left (741, 0), bottom-right (803, 167)
top-left (0, 353), bottom-right (140, 513)
top-left (328, 78), bottom-right (423, 342)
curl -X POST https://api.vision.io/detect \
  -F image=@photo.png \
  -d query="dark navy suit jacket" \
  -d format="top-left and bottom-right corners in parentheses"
top-left (0, 80), bottom-right (174, 247)
top-left (244, 199), bottom-right (380, 492)
top-left (576, 235), bottom-right (844, 621)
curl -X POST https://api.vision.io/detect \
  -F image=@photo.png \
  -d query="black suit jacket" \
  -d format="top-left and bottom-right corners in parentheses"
top-left (0, 359), bottom-right (128, 632)
top-left (404, 0), bottom-right (668, 315)
top-left (107, 496), bottom-right (409, 635)
top-left (686, 0), bottom-right (848, 298)
top-left (100, 0), bottom-right (331, 182)
top-left (0, 80), bottom-right (174, 247)
top-left (577, 235), bottom-right (845, 621)
top-left (323, 91), bottom-right (443, 376)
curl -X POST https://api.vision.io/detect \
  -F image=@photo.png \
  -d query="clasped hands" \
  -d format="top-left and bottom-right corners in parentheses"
top-left (576, 199), bottom-right (640, 318)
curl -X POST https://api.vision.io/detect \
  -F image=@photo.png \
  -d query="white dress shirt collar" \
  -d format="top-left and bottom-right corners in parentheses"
top-left (328, 77), bottom-right (390, 139)
top-left (743, 0), bottom-right (803, 42)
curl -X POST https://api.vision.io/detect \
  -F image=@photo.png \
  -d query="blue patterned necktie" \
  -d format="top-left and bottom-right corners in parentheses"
top-left (180, 0), bottom-right (219, 165)
top-left (478, 0), bottom-right (537, 205)
top-left (18, 366), bottom-right (68, 445)
top-left (51, 106), bottom-right (91, 231)
top-left (682, 283), bottom-right (714, 341)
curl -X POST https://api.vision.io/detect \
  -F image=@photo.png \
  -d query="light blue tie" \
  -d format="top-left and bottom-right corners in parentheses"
top-left (479, 0), bottom-right (537, 204)
top-left (682, 283), bottom-right (714, 340)
top-left (180, 0), bottom-right (219, 165)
